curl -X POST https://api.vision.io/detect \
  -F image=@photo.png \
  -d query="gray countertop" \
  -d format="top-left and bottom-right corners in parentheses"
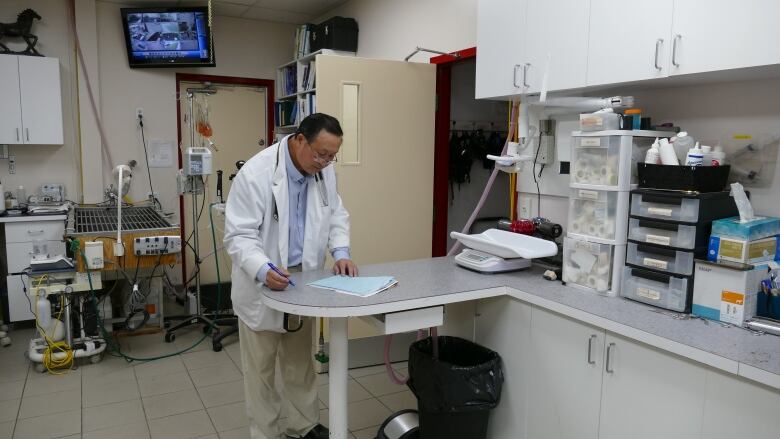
top-left (264, 256), bottom-right (780, 382)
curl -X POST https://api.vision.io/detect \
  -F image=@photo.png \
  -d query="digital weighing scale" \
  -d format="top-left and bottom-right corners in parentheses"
top-left (451, 228), bottom-right (558, 273)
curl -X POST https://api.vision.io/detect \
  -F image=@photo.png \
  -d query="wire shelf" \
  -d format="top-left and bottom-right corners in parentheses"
top-left (73, 206), bottom-right (173, 234)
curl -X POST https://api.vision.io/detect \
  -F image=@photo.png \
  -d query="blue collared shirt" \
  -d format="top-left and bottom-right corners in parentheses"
top-left (257, 140), bottom-right (350, 284)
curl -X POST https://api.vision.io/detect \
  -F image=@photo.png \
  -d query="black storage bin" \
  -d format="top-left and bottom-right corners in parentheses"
top-left (637, 163), bottom-right (731, 193)
top-left (408, 336), bottom-right (503, 439)
top-left (310, 16), bottom-right (358, 53)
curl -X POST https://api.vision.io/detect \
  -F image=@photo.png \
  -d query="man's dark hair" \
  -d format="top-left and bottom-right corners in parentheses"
top-left (295, 113), bottom-right (343, 143)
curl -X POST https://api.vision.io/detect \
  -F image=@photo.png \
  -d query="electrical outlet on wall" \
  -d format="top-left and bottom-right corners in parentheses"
top-left (520, 197), bottom-right (532, 219)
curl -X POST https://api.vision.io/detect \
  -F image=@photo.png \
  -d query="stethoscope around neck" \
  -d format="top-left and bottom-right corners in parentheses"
top-left (272, 138), bottom-right (329, 222)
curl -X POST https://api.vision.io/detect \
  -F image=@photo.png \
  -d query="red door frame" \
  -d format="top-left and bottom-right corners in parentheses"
top-left (430, 47), bottom-right (477, 257)
top-left (175, 73), bottom-right (275, 286)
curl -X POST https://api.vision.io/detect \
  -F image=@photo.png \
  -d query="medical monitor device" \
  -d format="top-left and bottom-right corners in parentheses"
top-left (121, 7), bottom-right (215, 68)
top-left (184, 147), bottom-right (213, 176)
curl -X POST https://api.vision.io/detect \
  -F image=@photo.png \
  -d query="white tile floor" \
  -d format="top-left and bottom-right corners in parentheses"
top-left (0, 327), bottom-right (415, 439)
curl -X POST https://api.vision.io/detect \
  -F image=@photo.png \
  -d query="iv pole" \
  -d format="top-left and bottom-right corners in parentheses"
top-left (164, 86), bottom-right (217, 343)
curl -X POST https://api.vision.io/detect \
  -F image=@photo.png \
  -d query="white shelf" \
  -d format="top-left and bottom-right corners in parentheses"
top-left (277, 93), bottom-right (298, 101)
top-left (573, 130), bottom-right (677, 138)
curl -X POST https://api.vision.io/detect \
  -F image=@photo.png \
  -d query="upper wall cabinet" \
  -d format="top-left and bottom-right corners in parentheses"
top-left (475, 0), bottom-right (527, 99)
top-left (524, 0), bottom-right (590, 94)
top-left (0, 55), bottom-right (63, 145)
top-left (587, 0), bottom-right (674, 86)
top-left (669, 0), bottom-right (780, 76)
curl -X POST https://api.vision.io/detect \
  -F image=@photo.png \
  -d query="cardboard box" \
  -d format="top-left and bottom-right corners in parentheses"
top-left (692, 260), bottom-right (772, 325)
top-left (707, 235), bottom-right (779, 264)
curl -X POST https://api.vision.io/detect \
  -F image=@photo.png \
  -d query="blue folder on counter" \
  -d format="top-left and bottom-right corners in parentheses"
top-left (307, 275), bottom-right (398, 297)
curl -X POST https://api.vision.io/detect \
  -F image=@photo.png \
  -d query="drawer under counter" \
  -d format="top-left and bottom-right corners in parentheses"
top-left (4, 220), bottom-right (66, 243)
top-left (5, 240), bottom-right (67, 274)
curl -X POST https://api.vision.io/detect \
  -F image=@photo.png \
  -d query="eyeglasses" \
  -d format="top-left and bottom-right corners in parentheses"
top-left (308, 143), bottom-right (338, 166)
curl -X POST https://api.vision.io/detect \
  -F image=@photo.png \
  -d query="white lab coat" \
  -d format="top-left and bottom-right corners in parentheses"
top-left (223, 136), bottom-right (350, 332)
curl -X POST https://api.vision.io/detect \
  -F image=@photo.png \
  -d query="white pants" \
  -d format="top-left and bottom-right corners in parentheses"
top-left (238, 316), bottom-right (319, 439)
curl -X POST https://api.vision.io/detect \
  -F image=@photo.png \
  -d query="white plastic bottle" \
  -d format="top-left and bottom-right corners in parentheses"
top-left (645, 138), bottom-right (661, 164)
top-left (685, 142), bottom-right (704, 166)
top-left (700, 145), bottom-right (713, 167)
top-left (711, 144), bottom-right (726, 166)
top-left (659, 138), bottom-right (680, 165)
top-left (673, 131), bottom-right (695, 163)
top-left (36, 293), bottom-right (51, 329)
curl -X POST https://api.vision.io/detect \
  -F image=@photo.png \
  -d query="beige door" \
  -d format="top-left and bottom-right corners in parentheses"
top-left (316, 56), bottom-right (436, 360)
top-left (179, 82), bottom-right (268, 287)
top-left (317, 55), bottom-right (436, 265)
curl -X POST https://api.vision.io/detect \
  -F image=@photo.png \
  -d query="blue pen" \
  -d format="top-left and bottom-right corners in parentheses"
top-left (267, 262), bottom-right (296, 286)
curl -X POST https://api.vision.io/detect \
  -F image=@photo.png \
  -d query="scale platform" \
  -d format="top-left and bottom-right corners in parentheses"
top-left (451, 229), bottom-right (558, 273)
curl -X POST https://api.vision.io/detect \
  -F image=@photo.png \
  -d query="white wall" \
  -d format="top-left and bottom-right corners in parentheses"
top-left (0, 0), bottom-right (82, 202)
top-left (318, 0), bottom-right (477, 61)
top-left (95, 1), bottom-right (296, 215)
top-left (518, 77), bottom-right (780, 230)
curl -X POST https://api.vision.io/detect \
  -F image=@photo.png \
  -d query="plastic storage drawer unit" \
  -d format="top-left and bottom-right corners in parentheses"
top-left (563, 237), bottom-right (617, 294)
top-left (568, 188), bottom-right (629, 243)
top-left (630, 190), bottom-right (738, 224)
top-left (627, 217), bottom-right (701, 249)
top-left (626, 241), bottom-right (695, 276)
top-left (621, 266), bottom-right (692, 313)
top-left (571, 135), bottom-right (652, 189)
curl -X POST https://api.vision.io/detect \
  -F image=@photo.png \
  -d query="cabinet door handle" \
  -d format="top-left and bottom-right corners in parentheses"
top-left (15, 128), bottom-right (19, 142)
top-left (523, 63), bottom-right (531, 87)
top-left (672, 34), bottom-right (682, 67)
top-left (654, 39), bottom-right (664, 71)
top-left (606, 342), bottom-right (616, 373)
top-left (25, 128), bottom-right (29, 142)
top-left (27, 229), bottom-right (44, 235)
top-left (513, 64), bottom-right (521, 88)
top-left (587, 334), bottom-right (597, 365)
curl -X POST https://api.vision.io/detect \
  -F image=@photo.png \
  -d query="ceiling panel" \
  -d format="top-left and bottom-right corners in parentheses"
top-left (254, 0), bottom-right (345, 15)
top-left (212, 0), bottom-right (258, 6)
top-left (211, 2), bottom-right (251, 17)
top-left (242, 6), bottom-right (314, 24)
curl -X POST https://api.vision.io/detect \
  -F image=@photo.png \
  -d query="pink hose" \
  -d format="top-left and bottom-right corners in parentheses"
top-left (447, 102), bottom-right (520, 257)
top-left (384, 330), bottom-right (426, 385)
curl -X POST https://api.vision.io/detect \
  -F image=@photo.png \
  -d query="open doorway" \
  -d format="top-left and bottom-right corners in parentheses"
top-left (175, 74), bottom-right (274, 303)
top-left (431, 49), bottom-right (512, 256)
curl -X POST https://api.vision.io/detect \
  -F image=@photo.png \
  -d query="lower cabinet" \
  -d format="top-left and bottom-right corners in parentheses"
top-left (598, 332), bottom-right (707, 439)
top-left (527, 307), bottom-right (604, 439)
top-left (475, 296), bottom-right (533, 439)
top-left (473, 299), bottom-right (780, 439)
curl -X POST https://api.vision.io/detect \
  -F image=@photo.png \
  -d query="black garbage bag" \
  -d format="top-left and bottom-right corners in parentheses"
top-left (407, 336), bottom-right (503, 413)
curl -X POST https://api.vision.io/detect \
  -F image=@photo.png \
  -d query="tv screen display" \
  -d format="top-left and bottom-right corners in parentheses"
top-left (121, 7), bottom-right (215, 68)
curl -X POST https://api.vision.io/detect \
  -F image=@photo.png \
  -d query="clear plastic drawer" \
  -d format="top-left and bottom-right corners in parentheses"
top-left (568, 188), bottom-right (628, 243)
top-left (621, 266), bottom-right (691, 312)
top-left (562, 237), bottom-right (615, 294)
top-left (626, 242), bottom-right (695, 276)
top-left (627, 218), bottom-right (697, 249)
top-left (630, 192), bottom-right (701, 223)
top-left (571, 136), bottom-right (621, 186)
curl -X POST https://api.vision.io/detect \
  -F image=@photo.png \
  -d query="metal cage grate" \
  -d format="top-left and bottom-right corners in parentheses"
top-left (73, 206), bottom-right (172, 234)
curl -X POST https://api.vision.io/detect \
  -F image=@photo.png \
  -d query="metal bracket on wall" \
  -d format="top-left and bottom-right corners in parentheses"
top-left (405, 46), bottom-right (461, 62)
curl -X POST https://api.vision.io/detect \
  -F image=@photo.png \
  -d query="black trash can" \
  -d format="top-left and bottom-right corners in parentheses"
top-left (407, 336), bottom-right (503, 439)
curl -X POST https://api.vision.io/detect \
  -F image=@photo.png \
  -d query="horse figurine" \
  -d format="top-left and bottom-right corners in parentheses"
top-left (0, 9), bottom-right (43, 56)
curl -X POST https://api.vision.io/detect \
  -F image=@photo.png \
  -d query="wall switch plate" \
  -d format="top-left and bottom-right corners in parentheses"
top-left (8, 155), bottom-right (15, 174)
top-left (520, 197), bottom-right (533, 219)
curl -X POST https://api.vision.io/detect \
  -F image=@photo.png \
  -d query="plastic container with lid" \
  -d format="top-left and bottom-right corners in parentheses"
top-left (624, 109), bottom-right (642, 130)
top-left (673, 131), bottom-right (695, 163)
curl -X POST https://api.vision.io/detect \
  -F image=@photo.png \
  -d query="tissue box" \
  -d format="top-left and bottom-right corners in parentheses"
top-left (708, 235), bottom-right (779, 264)
top-left (711, 216), bottom-right (780, 241)
top-left (692, 260), bottom-right (769, 325)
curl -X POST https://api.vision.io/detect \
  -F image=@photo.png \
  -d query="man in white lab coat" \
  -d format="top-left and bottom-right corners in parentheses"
top-left (224, 113), bottom-right (358, 439)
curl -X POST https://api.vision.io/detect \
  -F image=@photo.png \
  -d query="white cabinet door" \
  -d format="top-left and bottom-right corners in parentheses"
top-left (474, 297), bottom-right (532, 439)
top-left (670, 0), bottom-right (780, 76)
top-left (527, 307), bottom-right (604, 439)
top-left (475, 0), bottom-right (527, 99)
top-left (7, 275), bottom-right (33, 322)
top-left (587, 0), bottom-right (674, 86)
top-left (524, 0), bottom-right (590, 94)
top-left (18, 56), bottom-right (63, 145)
top-left (599, 332), bottom-right (707, 439)
top-left (700, 369), bottom-right (780, 438)
top-left (0, 55), bottom-right (22, 145)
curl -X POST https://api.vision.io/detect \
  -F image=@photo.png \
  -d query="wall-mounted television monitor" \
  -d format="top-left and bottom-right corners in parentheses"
top-left (121, 7), bottom-right (215, 68)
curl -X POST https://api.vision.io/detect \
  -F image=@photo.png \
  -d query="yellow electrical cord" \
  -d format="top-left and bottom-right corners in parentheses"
top-left (32, 275), bottom-right (74, 374)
